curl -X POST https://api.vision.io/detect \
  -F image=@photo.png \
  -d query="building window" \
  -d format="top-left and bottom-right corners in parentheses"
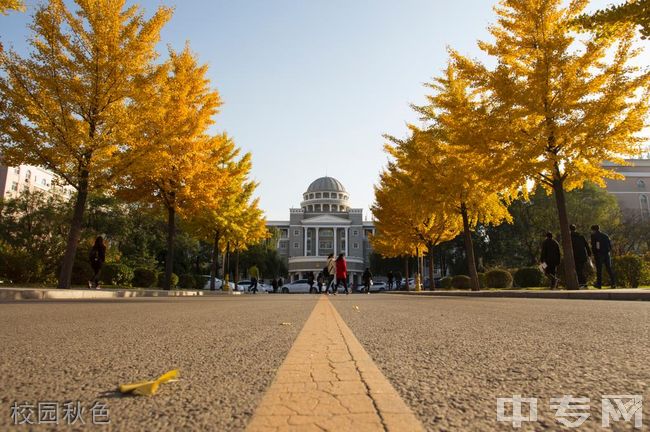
top-left (280, 229), bottom-right (288, 239)
top-left (315, 193), bottom-right (321, 198)
top-left (310, 193), bottom-right (314, 199)
top-left (315, 204), bottom-right (321, 212)
top-left (320, 229), bottom-right (333, 238)
top-left (638, 180), bottom-right (647, 189)
top-left (353, 242), bottom-right (359, 249)
top-left (353, 230), bottom-right (358, 237)
top-left (279, 240), bottom-right (288, 249)
top-left (11, 182), bottom-right (18, 191)
top-left (294, 229), bottom-right (300, 236)
top-left (323, 192), bottom-right (330, 198)
top-left (14, 167), bottom-right (20, 174)
top-left (323, 204), bottom-right (330, 212)
top-left (308, 205), bottom-right (313, 212)
top-left (641, 195), bottom-right (650, 219)
top-left (293, 242), bottom-right (299, 249)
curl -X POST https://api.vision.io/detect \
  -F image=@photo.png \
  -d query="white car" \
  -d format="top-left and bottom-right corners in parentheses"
top-left (201, 276), bottom-right (235, 291)
top-left (236, 280), bottom-right (270, 293)
top-left (280, 279), bottom-right (319, 294)
top-left (355, 281), bottom-right (387, 293)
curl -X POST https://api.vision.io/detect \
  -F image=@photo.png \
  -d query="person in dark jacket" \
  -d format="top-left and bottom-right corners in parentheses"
top-left (387, 271), bottom-right (394, 290)
top-left (88, 236), bottom-right (106, 289)
top-left (540, 232), bottom-right (561, 289)
top-left (271, 278), bottom-right (278, 293)
top-left (590, 225), bottom-right (616, 289)
top-left (570, 224), bottom-right (592, 288)
top-left (362, 268), bottom-right (373, 294)
top-left (307, 271), bottom-right (315, 293)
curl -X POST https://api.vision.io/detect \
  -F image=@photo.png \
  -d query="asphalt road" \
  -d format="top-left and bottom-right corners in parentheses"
top-left (1, 294), bottom-right (648, 431)
top-left (332, 295), bottom-right (650, 431)
top-left (0, 296), bottom-right (317, 431)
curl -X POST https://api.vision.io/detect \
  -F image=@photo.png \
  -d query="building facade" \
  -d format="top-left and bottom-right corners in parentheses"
top-left (0, 163), bottom-right (74, 200)
top-left (268, 177), bottom-right (375, 284)
top-left (604, 159), bottom-right (650, 221)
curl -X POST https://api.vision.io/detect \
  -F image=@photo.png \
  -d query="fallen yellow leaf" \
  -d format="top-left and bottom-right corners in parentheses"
top-left (119, 369), bottom-right (179, 396)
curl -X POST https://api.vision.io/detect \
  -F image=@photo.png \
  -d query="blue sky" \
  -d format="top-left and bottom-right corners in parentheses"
top-left (1, 0), bottom-right (623, 220)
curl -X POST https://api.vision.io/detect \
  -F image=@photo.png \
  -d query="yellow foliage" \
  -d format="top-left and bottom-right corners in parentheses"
top-left (0, 0), bottom-right (24, 15)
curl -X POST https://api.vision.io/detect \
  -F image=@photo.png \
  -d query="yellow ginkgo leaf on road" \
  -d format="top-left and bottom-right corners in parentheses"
top-left (119, 369), bottom-right (179, 396)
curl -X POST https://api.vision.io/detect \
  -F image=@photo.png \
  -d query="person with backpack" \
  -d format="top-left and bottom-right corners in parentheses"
top-left (326, 253), bottom-right (336, 295)
top-left (540, 232), bottom-right (561, 290)
top-left (335, 253), bottom-right (349, 295)
top-left (88, 236), bottom-right (106, 289)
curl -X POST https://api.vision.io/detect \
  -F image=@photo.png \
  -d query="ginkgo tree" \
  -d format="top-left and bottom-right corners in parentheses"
top-left (0, 0), bottom-right (172, 288)
top-left (453, 0), bottom-right (650, 290)
top-left (122, 45), bottom-right (230, 290)
top-left (0, 0), bottom-right (23, 15)
top-left (576, 0), bottom-right (650, 39)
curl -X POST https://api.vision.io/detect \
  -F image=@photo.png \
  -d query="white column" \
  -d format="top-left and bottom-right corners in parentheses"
top-left (333, 227), bottom-right (337, 256)
top-left (316, 228), bottom-right (319, 257)
top-left (346, 227), bottom-right (349, 256)
top-left (304, 227), bottom-right (308, 256)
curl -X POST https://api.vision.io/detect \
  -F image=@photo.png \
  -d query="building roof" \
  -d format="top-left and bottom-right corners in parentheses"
top-left (306, 177), bottom-right (347, 193)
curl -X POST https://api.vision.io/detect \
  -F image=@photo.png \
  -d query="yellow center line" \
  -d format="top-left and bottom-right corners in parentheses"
top-left (246, 296), bottom-right (425, 432)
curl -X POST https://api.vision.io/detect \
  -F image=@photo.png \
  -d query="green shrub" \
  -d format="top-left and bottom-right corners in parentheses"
top-left (179, 273), bottom-right (197, 289)
top-left (451, 275), bottom-right (471, 289)
top-left (607, 255), bottom-right (644, 288)
top-left (133, 268), bottom-right (157, 288)
top-left (485, 269), bottom-right (513, 289)
top-left (514, 267), bottom-right (544, 288)
top-left (157, 272), bottom-right (179, 289)
top-left (194, 274), bottom-right (206, 290)
top-left (439, 276), bottom-right (452, 289)
top-left (100, 263), bottom-right (134, 287)
top-left (0, 247), bottom-right (43, 283)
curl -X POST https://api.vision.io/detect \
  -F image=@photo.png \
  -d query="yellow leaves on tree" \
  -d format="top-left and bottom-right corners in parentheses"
top-left (0, 0), bottom-right (172, 288)
top-left (452, 0), bottom-right (650, 290)
top-left (0, 0), bottom-right (23, 15)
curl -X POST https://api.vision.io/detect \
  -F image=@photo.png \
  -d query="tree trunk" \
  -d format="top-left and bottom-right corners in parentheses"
top-left (210, 230), bottom-right (220, 291)
top-left (404, 256), bottom-right (409, 291)
top-left (57, 170), bottom-right (90, 289)
top-left (164, 205), bottom-right (176, 290)
top-left (461, 204), bottom-right (480, 291)
top-left (225, 241), bottom-right (230, 281)
top-left (428, 243), bottom-right (435, 290)
top-left (235, 250), bottom-right (240, 285)
top-left (552, 179), bottom-right (579, 290)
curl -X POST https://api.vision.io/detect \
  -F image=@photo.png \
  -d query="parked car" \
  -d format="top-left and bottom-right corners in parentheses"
top-left (355, 281), bottom-right (387, 293)
top-left (280, 279), bottom-right (319, 294)
top-left (236, 280), bottom-right (270, 293)
top-left (201, 276), bottom-right (235, 290)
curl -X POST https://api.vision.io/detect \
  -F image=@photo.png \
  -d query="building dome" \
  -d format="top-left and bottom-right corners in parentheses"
top-left (301, 177), bottom-right (350, 214)
top-left (306, 177), bottom-right (347, 194)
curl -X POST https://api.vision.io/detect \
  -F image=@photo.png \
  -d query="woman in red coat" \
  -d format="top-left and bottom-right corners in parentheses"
top-left (334, 253), bottom-right (349, 295)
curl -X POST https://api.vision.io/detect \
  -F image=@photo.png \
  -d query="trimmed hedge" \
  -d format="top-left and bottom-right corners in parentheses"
top-left (485, 269), bottom-right (513, 289)
top-left (477, 272), bottom-right (487, 289)
top-left (133, 268), bottom-right (157, 288)
top-left (179, 273), bottom-right (197, 289)
top-left (607, 254), bottom-right (644, 288)
top-left (451, 275), bottom-right (471, 289)
top-left (514, 267), bottom-right (544, 288)
top-left (100, 263), bottom-right (134, 287)
top-left (439, 276), bottom-right (452, 289)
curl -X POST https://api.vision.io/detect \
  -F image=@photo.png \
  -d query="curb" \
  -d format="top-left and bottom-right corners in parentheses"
top-left (384, 289), bottom-right (650, 301)
top-left (0, 287), bottom-right (229, 301)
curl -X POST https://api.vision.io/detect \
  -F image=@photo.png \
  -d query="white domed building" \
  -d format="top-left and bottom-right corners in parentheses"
top-left (268, 177), bottom-right (375, 284)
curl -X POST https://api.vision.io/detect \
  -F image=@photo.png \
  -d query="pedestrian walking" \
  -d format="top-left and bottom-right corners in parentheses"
top-left (248, 265), bottom-right (259, 294)
top-left (540, 232), bottom-right (561, 290)
top-left (88, 236), bottom-right (106, 289)
top-left (362, 268), bottom-right (373, 294)
top-left (326, 253), bottom-right (336, 295)
top-left (591, 225), bottom-right (617, 289)
top-left (307, 271), bottom-right (315, 293)
top-left (335, 253), bottom-right (349, 295)
top-left (317, 271), bottom-right (324, 293)
top-left (570, 224), bottom-right (592, 288)
top-left (387, 271), bottom-right (394, 290)
top-left (278, 277), bottom-right (284, 293)
top-left (395, 271), bottom-right (402, 290)
top-left (271, 278), bottom-right (278, 293)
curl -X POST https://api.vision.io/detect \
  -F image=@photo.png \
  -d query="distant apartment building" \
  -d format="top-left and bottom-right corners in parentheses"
top-left (604, 159), bottom-right (650, 221)
top-left (0, 163), bottom-right (75, 200)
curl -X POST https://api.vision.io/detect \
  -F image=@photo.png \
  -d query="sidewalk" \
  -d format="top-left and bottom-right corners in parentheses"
top-left (0, 286), bottom-right (232, 301)
top-left (386, 288), bottom-right (650, 301)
